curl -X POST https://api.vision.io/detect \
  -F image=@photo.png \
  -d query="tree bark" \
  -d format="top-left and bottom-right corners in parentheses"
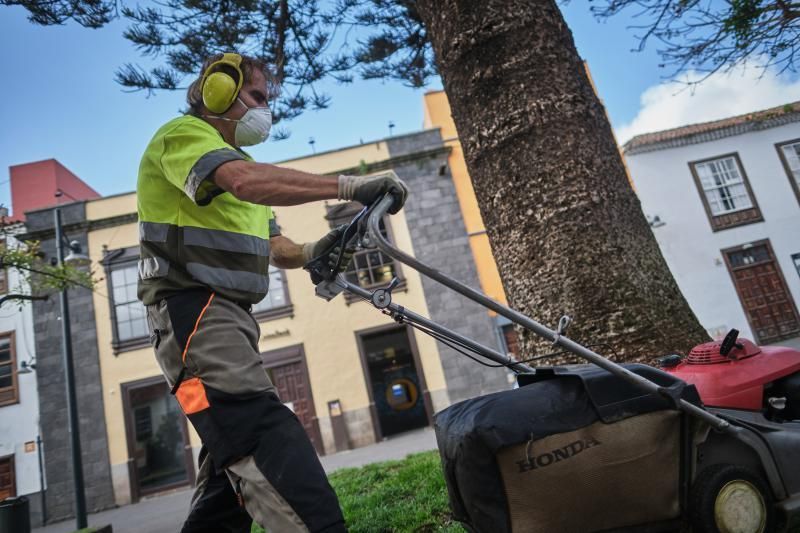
top-left (415, 0), bottom-right (709, 362)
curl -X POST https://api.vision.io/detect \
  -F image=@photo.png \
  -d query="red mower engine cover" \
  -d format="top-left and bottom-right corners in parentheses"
top-left (666, 339), bottom-right (800, 410)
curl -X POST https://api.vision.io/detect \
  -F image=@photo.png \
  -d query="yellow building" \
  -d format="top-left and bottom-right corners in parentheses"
top-left (422, 91), bottom-right (521, 354)
top-left (84, 128), bottom-right (509, 505)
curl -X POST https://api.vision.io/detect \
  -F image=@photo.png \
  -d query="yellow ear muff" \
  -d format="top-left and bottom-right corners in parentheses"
top-left (201, 53), bottom-right (244, 114)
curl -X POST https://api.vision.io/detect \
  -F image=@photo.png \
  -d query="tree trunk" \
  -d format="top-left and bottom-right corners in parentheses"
top-left (415, 0), bottom-right (709, 362)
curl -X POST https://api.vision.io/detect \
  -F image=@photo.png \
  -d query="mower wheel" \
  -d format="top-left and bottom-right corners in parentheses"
top-left (690, 464), bottom-right (774, 533)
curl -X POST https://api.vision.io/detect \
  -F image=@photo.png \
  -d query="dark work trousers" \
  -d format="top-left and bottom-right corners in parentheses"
top-left (181, 445), bottom-right (251, 533)
top-left (146, 290), bottom-right (346, 533)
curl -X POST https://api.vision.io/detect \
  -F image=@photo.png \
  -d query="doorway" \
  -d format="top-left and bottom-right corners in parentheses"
top-left (0, 455), bottom-right (14, 500)
top-left (122, 377), bottom-right (194, 501)
top-left (723, 240), bottom-right (800, 344)
top-left (357, 325), bottom-right (432, 439)
top-left (261, 345), bottom-right (323, 454)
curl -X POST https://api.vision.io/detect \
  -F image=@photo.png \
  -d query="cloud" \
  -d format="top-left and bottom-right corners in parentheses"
top-left (615, 62), bottom-right (800, 145)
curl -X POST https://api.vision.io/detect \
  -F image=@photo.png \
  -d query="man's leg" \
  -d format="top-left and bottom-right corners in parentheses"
top-left (218, 391), bottom-right (346, 533)
top-left (147, 293), bottom-right (345, 532)
top-left (181, 445), bottom-right (252, 533)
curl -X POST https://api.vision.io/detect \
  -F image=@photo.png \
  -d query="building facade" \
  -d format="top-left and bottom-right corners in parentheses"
top-left (23, 201), bottom-right (117, 524)
top-left (1, 160), bottom-right (104, 525)
top-left (623, 102), bottom-right (800, 345)
top-left (0, 226), bottom-right (46, 524)
top-left (69, 127), bottom-right (509, 507)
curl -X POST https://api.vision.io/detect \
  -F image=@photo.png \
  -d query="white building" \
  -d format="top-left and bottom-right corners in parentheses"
top-left (624, 102), bottom-right (800, 345)
top-left (0, 224), bottom-right (45, 524)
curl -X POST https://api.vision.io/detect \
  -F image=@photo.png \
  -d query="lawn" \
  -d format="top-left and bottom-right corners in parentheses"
top-left (252, 450), bottom-right (464, 532)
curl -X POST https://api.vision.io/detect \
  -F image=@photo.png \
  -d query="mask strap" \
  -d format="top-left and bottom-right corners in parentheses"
top-left (201, 98), bottom-right (248, 122)
top-left (201, 114), bottom-right (238, 123)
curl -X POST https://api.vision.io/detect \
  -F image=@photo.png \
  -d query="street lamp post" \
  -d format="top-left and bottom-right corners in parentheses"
top-left (53, 206), bottom-right (88, 529)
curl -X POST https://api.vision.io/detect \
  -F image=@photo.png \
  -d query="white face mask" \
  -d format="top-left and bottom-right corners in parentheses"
top-left (233, 98), bottom-right (272, 146)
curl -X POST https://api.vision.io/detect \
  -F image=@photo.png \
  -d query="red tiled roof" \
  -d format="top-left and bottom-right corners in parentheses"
top-left (624, 101), bottom-right (800, 154)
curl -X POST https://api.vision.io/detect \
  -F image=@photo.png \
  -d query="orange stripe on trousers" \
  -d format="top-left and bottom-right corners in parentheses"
top-left (182, 292), bottom-right (215, 364)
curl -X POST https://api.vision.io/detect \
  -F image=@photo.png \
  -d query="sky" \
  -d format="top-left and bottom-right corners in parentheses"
top-left (1, 3), bottom-right (800, 214)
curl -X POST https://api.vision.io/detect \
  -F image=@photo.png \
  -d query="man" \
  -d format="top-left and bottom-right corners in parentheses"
top-left (137, 52), bottom-right (408, 533)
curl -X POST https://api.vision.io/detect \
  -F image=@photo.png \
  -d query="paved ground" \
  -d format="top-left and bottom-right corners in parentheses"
top-left (33, 427), bottom-right (437, 533)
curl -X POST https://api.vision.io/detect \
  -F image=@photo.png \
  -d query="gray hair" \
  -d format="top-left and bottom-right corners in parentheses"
top-left (186, 53), bottom-right (280, 116)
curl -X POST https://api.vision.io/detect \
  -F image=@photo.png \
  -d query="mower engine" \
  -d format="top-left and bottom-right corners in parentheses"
top-left (664, 329), bottom-right (800, 421)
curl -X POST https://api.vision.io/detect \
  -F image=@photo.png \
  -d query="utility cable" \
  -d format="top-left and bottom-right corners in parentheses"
top-left (382, 304), bottom-right (621, 370)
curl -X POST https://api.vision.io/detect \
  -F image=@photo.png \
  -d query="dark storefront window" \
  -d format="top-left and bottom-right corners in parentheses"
top-left (124, 379), bottom-right (192, 498)
top-left (358, 327), bottom-right (429, 438)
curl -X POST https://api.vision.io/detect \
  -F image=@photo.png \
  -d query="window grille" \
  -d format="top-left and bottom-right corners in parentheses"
top-left (110, 263), bottom-right (148, 343)
top-left (0, 334), bottom-right (17, 407)
top-left (345, 219), bottom-right (398, 288)
top-left (694, 156), bottom-right (753, 215)
top-left (780, 141), bottom-right (800, 188)
top-left (252, 266), bottom-right (289, 314)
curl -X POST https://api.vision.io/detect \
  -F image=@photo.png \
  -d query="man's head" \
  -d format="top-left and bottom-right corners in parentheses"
top-left (187, 53), bottom-right (280, 146)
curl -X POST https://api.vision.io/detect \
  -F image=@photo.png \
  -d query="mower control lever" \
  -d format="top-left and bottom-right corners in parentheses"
top-left (719, 328), bottom-right (744, 357)
top-left (305, 193), bottom-right (394, 287)
top-left (371, 276), bottom-right (400, 309)
top-left (551, 315), bottom-right (573, 346)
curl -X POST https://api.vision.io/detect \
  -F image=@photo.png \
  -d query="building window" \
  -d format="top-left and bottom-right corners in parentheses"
top-left (0, 333), bottom-right (18, 407)
top-left (0, 239), bottom-right (7, 294)
top-left (695, 156), bottom-right (753, 214)
top-left (776, 139), bottom-right (800, 204)
top-left (0, 455), bottom-right (15, 500)
top-left (689, 153), bottom-right (762, 231)
top-left (793, 253), bottom-right (800, 279)
top-left (134, 406), bottom-right (153, 441)
top-left (104, 247), bottom-right (149, 353)
top-left (111, 264), bottom-right (149, 343)
top-left (325, 202), bottom-right (405, 298)
top-left (251, 266), bottom-right (293, 320)
top-left (345, 219), bottom-right (399, 289)
top-left (500, 324), bottom-right (520, 357)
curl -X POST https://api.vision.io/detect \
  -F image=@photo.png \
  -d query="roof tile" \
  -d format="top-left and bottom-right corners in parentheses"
top-left (623, 101), bottom-right (800, 155)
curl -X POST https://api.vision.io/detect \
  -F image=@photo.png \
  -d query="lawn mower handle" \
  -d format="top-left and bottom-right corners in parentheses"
top-left (366, 195), bottom-right (732, 432)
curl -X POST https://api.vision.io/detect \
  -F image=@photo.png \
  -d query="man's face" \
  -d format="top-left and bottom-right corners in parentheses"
top-left (227, 69), bottom-right (270, 119)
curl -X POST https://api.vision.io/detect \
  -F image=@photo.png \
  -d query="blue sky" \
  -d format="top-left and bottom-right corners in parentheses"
top-left (1, 3), bottom-right (798, 213)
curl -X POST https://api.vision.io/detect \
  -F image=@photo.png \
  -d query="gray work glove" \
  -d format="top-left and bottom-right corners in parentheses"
top-left (302, 225), bottom-right (355, 273)
top-left (338, 171), bottom-right (409, 214)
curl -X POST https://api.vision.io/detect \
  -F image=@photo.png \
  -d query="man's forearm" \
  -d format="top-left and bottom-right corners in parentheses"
top-left (214, 160), bottom-right (339, 206)
top-left (269, 235), bottom-right (306, 269)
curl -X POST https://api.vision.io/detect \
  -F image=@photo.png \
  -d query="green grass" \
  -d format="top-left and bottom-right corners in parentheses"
top-left (253, 450), bottom-right (464, 532)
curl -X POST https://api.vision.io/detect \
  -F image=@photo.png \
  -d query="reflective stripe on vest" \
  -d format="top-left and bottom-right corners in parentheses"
top-left (185, 263), bottom-right (269, 294)
top-left (139, 221), bottom-right (169, 243)
top-left (183, 226), bottom-right (269, 257)
top-left (139, 221), bottom-right (270, 295)
top-left (139, 256), bottom-right (170, 279)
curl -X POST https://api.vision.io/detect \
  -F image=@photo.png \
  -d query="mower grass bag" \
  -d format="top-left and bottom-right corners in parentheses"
top-left (434, 364), bottom-right (701, 533)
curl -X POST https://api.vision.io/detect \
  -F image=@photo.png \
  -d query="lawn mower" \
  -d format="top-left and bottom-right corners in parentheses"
top-left (306, 191), bottom-right (800, 533)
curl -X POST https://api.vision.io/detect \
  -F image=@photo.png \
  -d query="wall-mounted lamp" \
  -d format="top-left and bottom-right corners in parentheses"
top-left (18, 359), bottom-right (36, 374)
top-left (647, 215), bottom-right (666, 228)
top-left (64, 240), bottom-right (90, 267)
top-left (50, 239), bottom-right (90, 267)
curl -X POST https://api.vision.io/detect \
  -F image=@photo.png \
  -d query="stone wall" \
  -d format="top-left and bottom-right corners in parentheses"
top-left (25, 202), bottom-right (115, 522)
top-left (386, 132), bottom-right (510, 403)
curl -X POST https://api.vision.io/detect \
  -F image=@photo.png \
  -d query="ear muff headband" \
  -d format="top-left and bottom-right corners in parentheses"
top-left (201, 53), bottom-right (244, 114)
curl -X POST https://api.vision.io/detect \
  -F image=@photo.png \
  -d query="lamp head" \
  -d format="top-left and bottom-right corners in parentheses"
top-left (18, 360), bottom-right (36, 374)
top-left (64, 240), bottom-right (90, 267)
